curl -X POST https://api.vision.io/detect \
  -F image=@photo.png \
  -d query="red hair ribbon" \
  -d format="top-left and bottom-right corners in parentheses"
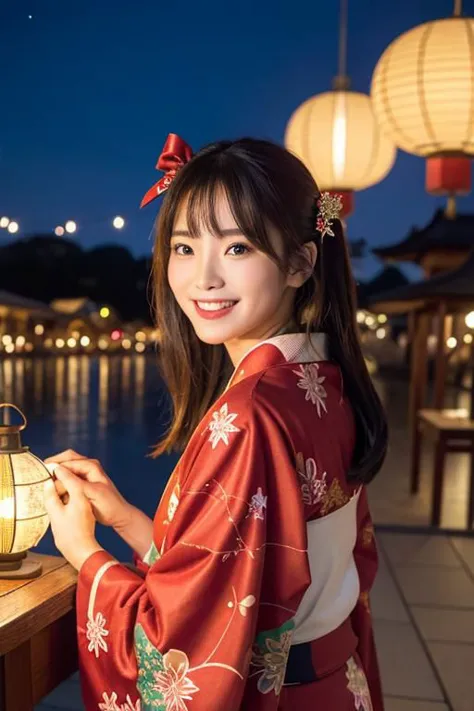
top-left (140, 133), bottom-right (193, 208)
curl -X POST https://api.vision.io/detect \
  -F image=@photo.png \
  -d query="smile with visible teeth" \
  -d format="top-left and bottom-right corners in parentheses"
top-left (196, 301), bottom-right (237, 311)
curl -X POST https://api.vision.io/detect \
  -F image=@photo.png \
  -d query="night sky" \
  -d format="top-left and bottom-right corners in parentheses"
top-left (2, 0), bottom-right (473, 279)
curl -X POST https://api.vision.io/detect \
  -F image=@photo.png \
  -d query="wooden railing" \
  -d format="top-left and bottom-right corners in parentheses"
top-left (0, 553), bottom-right (78, 711)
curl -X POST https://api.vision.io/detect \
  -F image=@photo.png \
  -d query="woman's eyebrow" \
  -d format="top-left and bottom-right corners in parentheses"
top-left (170, 228), bottom-right (244, 238)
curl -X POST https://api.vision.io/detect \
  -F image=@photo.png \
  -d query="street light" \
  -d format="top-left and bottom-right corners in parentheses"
top-left (465, 312), bottom-right (474, 329)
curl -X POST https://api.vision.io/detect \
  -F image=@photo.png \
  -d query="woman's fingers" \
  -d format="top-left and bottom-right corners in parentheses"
top-left (48, 458), bottom-right (107, 484)
top-left (43, 478), bottom-right (62, 515)
top-left (45, 463), bottom-right (70, 503)
top-left (54, 477), bottom-right (67, 497)
top-left (51, 465), bottom-right (87, 499)
top-left (44, 449), bottom-right (88, 465)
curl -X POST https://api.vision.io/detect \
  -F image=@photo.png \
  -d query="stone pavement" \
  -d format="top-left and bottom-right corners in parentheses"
top-left (373, 532), bottom-right (474, 711)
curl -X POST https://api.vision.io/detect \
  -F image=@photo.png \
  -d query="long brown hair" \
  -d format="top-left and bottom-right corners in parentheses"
top-left (151, 138), bottom-right (387, 483)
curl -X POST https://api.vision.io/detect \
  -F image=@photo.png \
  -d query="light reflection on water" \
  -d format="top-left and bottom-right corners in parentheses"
top-left (0, 354), bottom-right (178, 560)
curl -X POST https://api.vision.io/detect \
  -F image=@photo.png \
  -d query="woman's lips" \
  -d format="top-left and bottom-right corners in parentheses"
top-left (193, 301), bottom-right (238, 320)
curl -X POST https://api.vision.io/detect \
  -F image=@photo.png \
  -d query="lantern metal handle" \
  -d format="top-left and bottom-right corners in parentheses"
top-left (0, 403), bottom-right (27, 431)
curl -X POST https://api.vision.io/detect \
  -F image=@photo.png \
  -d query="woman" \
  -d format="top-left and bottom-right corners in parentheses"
top-left (44, 134), bottom-right (387, 711)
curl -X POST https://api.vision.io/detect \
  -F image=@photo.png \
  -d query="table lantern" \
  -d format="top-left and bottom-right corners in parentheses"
top-left (0, 403), bottom-right (51, 579)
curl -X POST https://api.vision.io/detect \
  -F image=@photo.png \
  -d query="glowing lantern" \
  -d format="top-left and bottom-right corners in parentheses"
top-left (286, 87), bottom-right (396, 217)
top-left (371, 9), bottom-right (474, 199)
top-left (285, 1), bottom-right (396, 217)
top-left (0, 404), bottom-right (51, 579)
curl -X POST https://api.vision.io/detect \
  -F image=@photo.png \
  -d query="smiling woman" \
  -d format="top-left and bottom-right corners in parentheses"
top-left (46, 136), bottom-right (388, 711)
top-left (167, 192), bottom-right (310, 364)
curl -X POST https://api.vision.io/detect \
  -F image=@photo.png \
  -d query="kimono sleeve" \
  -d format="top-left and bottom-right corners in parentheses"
top-left (76, 392), bottom-right (311, 711)
top-left (350, 486), bottom-right (384, 711)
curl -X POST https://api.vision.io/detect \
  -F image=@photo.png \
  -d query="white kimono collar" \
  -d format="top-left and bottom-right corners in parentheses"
top-left (226, 332), bottom-right (328, 391)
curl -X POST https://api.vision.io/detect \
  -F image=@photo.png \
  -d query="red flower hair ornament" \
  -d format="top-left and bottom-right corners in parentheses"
top-left (140, 133), bottom-right (193, 208)
top-left (315, 192), bottom-right (343, 240)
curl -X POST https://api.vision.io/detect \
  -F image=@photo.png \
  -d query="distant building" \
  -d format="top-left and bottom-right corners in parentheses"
top-left (50, 297), bottom-right (99, 317)
top-left (373, 209), bottom-right (474, 277)
top-left (0, 290), bottom-right (56, 337)
top-left (51, 298), bottom-right (122, 332)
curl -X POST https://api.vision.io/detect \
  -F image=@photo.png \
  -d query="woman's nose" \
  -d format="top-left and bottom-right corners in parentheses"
top-left (195, 256), bottom-right (225, 291)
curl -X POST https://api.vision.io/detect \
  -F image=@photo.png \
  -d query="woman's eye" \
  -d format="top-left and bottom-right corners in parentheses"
top-left (227, 243), bottom-right (251, 256)
top-left (173, 244), bottom-right (193, 256)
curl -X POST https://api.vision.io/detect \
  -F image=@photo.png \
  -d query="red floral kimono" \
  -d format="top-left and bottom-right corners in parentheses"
top-left (76, 332), bottom-right (384, 711)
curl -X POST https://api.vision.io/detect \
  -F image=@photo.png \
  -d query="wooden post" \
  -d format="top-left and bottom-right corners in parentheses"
top-left (433, 301), bottom-right (449, 409)
top-left (431, 434), bottom-right (447, 527)
top-left (410, 310), bottom-right (430, 493)
top-left (470, 341), bottom-right (474, 421)
top-left (469, 341), bottom-right (474, 528)
top-left (3, 643), bottom-right (33, 711)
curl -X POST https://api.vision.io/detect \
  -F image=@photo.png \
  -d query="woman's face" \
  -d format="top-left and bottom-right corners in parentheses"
top-left (167, 192), bottom-right (315, 365)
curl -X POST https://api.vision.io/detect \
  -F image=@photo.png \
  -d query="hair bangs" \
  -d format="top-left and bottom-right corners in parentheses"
top-left (167, 152), bottom-right (283, 264)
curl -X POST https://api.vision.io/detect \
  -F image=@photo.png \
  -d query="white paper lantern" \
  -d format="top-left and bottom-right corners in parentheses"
top-left (371, 16), bottom-right (474, 195)
top-left (285, 89), bottom-right (396, 215)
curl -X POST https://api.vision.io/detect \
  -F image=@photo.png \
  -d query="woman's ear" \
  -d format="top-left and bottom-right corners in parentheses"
top-left (287, 242), bottom-right (318, 288)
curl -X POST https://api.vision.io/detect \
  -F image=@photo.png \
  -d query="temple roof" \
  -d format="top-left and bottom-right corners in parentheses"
top-left (50, 297), bottom-right (97, 316)
top-left (368, 249), bottom-right (474, 313)
top-left (0, 290), bottom-right (56, 317)
top-left (357, 267), bottom-right (409, 309)
top-left (372, 209), bottom-right (474, 263)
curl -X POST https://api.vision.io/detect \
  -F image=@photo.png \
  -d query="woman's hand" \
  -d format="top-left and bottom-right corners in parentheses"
top-left (43, 466), bottom-right (103, 570)
top-left (44, 450), bottom-right (133, 530)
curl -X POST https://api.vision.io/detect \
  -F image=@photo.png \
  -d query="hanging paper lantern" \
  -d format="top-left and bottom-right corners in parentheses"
top-left (285, 82), bottom-right (397, 217)
top-left (371, 16), bottom-right (474, 196)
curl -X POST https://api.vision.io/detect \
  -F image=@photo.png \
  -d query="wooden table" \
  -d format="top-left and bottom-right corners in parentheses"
top-left (0, 553), bottom-right (78, 711)
top-left (411, 408), bottom-right (474, 528)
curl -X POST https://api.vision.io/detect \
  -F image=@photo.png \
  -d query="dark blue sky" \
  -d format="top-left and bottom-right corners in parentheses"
top-left (1, 0), bottom-right (473, 279)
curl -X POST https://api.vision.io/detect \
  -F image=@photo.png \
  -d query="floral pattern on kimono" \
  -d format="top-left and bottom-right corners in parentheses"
top-left (293, 363), bottom-right (328, 416)
top-left (87, 612), bottom-right (109, 658)
top-left (98, 692), bottom-right (141, 711)
top-left (346, 657), bottom-right (373, 711)
top-left (77, 381), bottom-right (311, 711)
top-left (207, 403), bottom-right (240, 449)
top-left (359, 591), bottom-right (371, 614)
top-left (319, 478), bottom-right (350, 516)
top-left (248, 487), bottom-right (267, 520)
top-left (296, 453), bottom-right (327, 506)
top-left (362, 523), bottom-right (375, 548)
top-left (250, 621), bottom-right (294, 696)
top-left (134, 624), bottom-right (199, 711)
top-left (164, 484), bottom-right (180, 526)
top-left (76, 332), bottom-right (383, 711)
